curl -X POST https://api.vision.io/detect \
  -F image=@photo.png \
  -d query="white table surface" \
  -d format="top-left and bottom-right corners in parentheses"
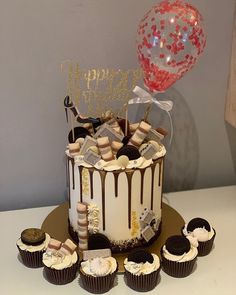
top-left (1, 185), bottom-right (236, 295)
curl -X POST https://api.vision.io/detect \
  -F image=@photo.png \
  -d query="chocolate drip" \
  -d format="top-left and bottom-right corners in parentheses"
top-left (150, 163), bottom-right (156, 210)
top-left (78, 166), bottom-right (84, 202)
top-left (99, 170), bottom-right (107, 231)
top-left (139, 169), bottom-right (146, 204)
top-left (68, 158), bottom-right (75, 190)
top-left (113, 172), bottom-right (120, 197)
top-left (126, 171), bottom-right (134, 229)
top-left (161, 158), bottom-right (164, 209)
top-left (88, 169), bottom-right (94, 199)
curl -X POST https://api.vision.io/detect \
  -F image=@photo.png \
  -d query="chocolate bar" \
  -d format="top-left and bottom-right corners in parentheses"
top-left (140, 143), bottom-right (158, 160)
top-left (141, 225), bottom-right (155, 242)
top-left (84, 150), bottom-right (101, 165)
top-left (146, 128), bottom-right (164, 142)
top-left (94, 123), bottom-right (123, 142)
top-left (140, 208), bottom-right (155, 225)
top-left (80, 136), bottom-right (97, 155)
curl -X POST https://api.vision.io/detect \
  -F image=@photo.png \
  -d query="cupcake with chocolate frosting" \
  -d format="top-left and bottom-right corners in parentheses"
top-left (43, 238), bottom-right (78, 285)
top-left (161, 235), bottom-right (198, 278)
top-left (182, 217), bottom-right (216, 256)
top-left (124, 249), bottom-right (161, 291)
top-left (16, 228), bottom-right (50, 268)
top-left (79, 248), bottom-right (117, 294)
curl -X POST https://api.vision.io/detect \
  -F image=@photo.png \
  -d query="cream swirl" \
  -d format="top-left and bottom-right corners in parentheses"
top-left (183, 224), bottom-right (215, 242)
top-left (16, 233), bottom-right (50, 252)
top-left (81, 257), bottom-right (117, 277)
top-left (43, 251), bottom-right (78, 270)
top-left (162, 245), bottom-right (198, 262)
top-left (124, 254), bottom-right (160, 275)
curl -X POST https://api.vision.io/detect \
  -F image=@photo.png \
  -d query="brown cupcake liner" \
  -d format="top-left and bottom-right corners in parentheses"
top-left (124, 268), bottom-right (161, 292)
top-left (197, 229), bottom-right (216, 256)
top-left (44, 262), bottom-right (78, 285)
top-left (17, 245), bottom-right (44, 268)
top-left (161, 251), bottom-right (197, 278)
top-left (79, 269), bottom-right (117, 294)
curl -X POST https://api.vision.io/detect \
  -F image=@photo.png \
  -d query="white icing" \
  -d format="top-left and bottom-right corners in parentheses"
top-left (152, 144), bottom-right (166, 160)
top-left (16, 233), bottom-right (50, 252)
top-left (124, 254), bottom-right (160, 275)
top-left (43, 251), bottom-right (78, 270)
top-left (162, 245), bottom-right (198, 262)
top-left (183, 224), bottom-right (215, 242)
top-left (81, 257), bottom-right (117, 277)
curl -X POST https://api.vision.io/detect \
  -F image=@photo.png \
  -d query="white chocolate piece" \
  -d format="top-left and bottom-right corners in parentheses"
top-left (75, 137), bottom-right (85, 145)
top-left (59, 239), bottom-right (77, 255)
top-left (149, 140), bottom-right (161, 152)
top-left (147, 128), bottom-right (164, 142)
top-left (117, 155), bottom-right (129, 168)
top-left (48, 238), bottom-right (62, 251)
top-left (140, 143), bottom-right (158, 160)
top-left (88, 146), bottom-right (99, 154)
top-left (84, 150), bottom-right (101, 165)
top-left (140, 208), bottom-right (155, 225)
top-left (141, 225), bottom-right (155, 242)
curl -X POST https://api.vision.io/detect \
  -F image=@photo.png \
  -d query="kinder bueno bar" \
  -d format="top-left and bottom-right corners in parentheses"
top-left (84, 150), bottom-right (101, 166)
top-left (94, 123), bottom-right (123, 142)
top-left (111, 141), bottom-right (124, 154)
top-left (59, 239), bottom-right (77, 255)
top-left (77, 202), bottom-right (89, 251)
top-left (68, 143), bottom-right (80, 156)
top-left (80, 136), bottom-right (97, 155)
top-left (128, 121), bottom-right (151, 147)
top-left (83, 249), bottom-right (112, 261)
top-left (97, 137), bottom-right (114, 161)
top-left (129, 122), bottom-right (139, 133)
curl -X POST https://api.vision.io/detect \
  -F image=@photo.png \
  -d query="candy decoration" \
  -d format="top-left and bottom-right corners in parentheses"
top-left (77, 202), bottom-right (89, 251)
top-left (59, 239), bottom-right (77, 255)
top-left (128, 121), bottom-right (151, 147)
top-left (97, 137), bottom-right (114, 161)
top-left (94, 123), bottom-right (123, 142)
top-left (80, 136), bottom-right (97, 155)
top-left (137, 0), bottom-right (206, 92)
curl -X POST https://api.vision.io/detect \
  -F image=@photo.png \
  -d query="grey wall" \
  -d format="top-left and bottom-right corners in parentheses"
top-left (1, 0), bottom-right (236, 211)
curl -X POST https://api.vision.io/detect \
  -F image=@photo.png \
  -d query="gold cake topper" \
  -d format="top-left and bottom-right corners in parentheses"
top-left (61, 61), bottom-right (143, 117)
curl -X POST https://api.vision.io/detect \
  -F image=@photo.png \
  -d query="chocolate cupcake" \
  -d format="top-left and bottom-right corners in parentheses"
top-left (124, 249), bottom-right (161, 292)
top-left (16, 228), bottom-right (50, 268)
top-left (79, 249), bottom-right (117, 294)
top-left (161, 235), bottom-right (198, 278)
top-left (182, 217), bottom-right (216, 256)
top-left (43, 238), bottom-right (78, 285)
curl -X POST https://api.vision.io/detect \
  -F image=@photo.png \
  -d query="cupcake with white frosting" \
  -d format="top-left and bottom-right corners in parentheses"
top-left (161, 235), bottom-right (198, 278)
top-left (16, 228), bottom-right (50, 268)
top-left (79, 249), bottom-right (117, 294)
top-left (43, 238), bottom-right (78, 284)
top-left (124, 249), bottom-right (161, 291)
top-left (182, 217), bottom-right (216, 256)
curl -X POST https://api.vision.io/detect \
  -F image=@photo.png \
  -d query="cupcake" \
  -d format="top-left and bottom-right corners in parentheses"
top-left (124, 249), bottom-right (161, 292)
top-left (182, 217), bottom-right (216, 256)
top-left (43, 238), bottom-right (79, 285)
top-left (79, 248), bottom-right (117, 294)
top-left (161, 235), bottom-right (198, 278)
top-left (16, 228), bottom-right (50, 268)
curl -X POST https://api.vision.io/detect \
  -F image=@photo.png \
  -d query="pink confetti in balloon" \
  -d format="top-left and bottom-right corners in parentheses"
top-left (137, 0), bottom-right (206, 92)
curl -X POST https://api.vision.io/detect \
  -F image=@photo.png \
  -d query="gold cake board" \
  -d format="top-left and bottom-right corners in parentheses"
top-left (41, 202), bottom-right (184, 272)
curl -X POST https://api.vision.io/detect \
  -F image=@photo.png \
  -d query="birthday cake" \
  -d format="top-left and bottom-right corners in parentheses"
top-left (65, 97), bottom-right (167, 253)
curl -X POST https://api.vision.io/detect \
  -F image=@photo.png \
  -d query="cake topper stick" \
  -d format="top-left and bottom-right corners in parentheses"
top-left (125, 103), bottom-right (128, 136)
top-left (143, 103), bottom-right (152, 123)
top-left (71, 112), bottom-right (75, 142)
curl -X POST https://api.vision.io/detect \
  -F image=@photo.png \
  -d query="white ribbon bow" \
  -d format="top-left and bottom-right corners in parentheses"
top-left (128, 86), bottom-right (174, 144)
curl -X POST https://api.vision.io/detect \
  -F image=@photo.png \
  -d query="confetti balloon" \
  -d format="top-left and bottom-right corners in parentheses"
top-left (137, 0), bottom-right (206, 92)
